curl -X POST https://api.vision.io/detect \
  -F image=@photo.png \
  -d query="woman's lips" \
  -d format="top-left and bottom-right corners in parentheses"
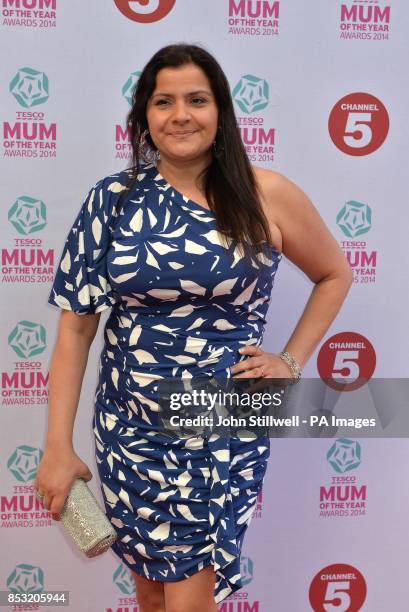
top-left (169, 130), bottom-right (198, 137)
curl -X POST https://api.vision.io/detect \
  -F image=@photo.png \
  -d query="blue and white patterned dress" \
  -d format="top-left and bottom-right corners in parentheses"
top-left (48, 163), bottom-right (282, 603)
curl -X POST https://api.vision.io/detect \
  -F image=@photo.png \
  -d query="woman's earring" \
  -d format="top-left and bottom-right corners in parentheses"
top-left (140, 129), bottom-right (160, 164)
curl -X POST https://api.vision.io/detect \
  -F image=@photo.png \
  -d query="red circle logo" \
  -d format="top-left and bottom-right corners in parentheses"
top-left (317, 332), bottom-right (376, 391)
top-left (114, 0), bottom-right (176, 23)
top-left (328, 92), bottom-right (389, 156)
top-left (309, 563), bottom-right (367, 611)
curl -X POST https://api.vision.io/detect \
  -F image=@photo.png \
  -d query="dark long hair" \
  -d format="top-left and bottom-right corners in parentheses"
top-left (119, 43), bottom-right (272, 257)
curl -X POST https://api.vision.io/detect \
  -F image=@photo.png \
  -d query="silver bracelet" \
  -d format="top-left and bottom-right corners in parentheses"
top-left (279, 351), bottom-right (302, 381)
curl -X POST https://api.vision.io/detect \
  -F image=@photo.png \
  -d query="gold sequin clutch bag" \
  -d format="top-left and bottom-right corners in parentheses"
top-left (60, 478), bottom-right (117, 558)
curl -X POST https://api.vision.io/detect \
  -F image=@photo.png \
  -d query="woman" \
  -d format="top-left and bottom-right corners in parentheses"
top-left (35, 44), bottom-right (352, 611)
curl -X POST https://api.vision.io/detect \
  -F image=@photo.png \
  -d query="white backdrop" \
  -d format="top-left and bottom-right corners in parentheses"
top-left (1, 1), bottom-right (408, 610)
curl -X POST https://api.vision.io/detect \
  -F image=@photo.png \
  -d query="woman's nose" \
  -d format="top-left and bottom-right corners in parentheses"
top-left (171, 101), bottom-right (191, 122)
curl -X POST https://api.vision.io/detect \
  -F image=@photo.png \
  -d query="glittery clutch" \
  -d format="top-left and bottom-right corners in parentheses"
top-left (60, 478), bottom-right (117, 558)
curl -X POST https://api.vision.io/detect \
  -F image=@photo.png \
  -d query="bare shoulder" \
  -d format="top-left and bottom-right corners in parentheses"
top-left (252, 165), bottom-right (310, 213)
top-left (252, 164), bottom-right (285, 188)
top-left (252, 163), bottom-right (321, 234)
top-left (252, 165), bottom-right (315, 253)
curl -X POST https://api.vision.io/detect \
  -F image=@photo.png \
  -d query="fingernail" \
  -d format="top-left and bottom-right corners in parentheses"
top-left (239, 347), bottom-right (245, 353)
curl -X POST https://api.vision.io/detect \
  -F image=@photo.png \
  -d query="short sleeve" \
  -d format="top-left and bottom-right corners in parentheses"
top-left (48, 178), bottom-right (120, 315)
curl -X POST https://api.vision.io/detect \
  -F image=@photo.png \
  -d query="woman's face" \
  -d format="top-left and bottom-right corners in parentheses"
top-left (146, 63), bottom-right (219, 165)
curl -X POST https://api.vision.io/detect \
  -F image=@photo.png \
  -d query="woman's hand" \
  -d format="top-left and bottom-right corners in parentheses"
top-left (231, 345), bottom-right (292, 379)
top-left (230, 345), bottom-right (295, 394)
top-left (34, 446), bottom-right (93, 521)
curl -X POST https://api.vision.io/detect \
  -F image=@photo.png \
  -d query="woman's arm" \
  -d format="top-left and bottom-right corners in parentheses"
top-left (281, 270), bottom-right (352, 370)
top-left (45, 310), bottom-right (101, 449)
top-left (269, 170), bottom-right (353, 368)
top-left (232, 168), bottom-right (353, 378)
top-left (35, 309), bottom-right (101, 519)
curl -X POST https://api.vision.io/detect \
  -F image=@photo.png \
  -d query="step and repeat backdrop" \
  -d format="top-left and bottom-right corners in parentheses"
top-left (1, 1), bottom-right (408, 611)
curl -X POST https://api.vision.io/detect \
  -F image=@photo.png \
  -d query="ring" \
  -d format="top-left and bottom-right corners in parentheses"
top-left (36, 491), bottom-right (45, 501)
top-left (259, 367), bottom-right (265, 378)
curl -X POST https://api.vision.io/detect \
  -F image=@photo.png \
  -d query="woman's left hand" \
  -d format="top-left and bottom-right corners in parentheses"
top-left (231, 345), bottom-right (292, 379)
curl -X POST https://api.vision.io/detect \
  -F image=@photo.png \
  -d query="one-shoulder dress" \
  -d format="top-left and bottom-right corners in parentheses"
top-left (48, 162), bottom-right (282, 603)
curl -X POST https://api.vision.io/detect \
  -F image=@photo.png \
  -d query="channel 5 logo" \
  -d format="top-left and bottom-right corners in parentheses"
top-left (114, 0), bottom-right (176, 23)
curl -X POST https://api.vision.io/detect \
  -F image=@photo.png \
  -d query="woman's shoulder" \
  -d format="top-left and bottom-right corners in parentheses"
top-left (252, 165), bottom-right (294, 200)
top-left (75, 168), bottom-right (137, 222)
top-left (93, 162), bottom-right (155, 194)
top-left (251, 165), bottom-right (312, 216)
top-left (92, 167), bottom-right (135, 194)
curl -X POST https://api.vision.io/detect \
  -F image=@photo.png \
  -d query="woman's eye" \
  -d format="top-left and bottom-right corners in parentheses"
top-left (154, 97), bottom-right (207, 106)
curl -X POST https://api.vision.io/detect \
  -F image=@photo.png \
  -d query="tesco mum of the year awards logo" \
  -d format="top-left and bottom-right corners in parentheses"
top-left (328, 92), bottom-right (389, 156)
top-left (2, 196), bottom-right (54, 284)
top-left (233, 75), bottom-right (275, 165)
top-left (3, 67), bottom-right (57, 159)
top-left (228, 0), bottom-right (280, 37)
top-left (1, 445), bottom-right (52, 529)
top-left (319, 438), bottom-right (367, 519)
top-left (115, 71), bottom-right (141, 160)
top-left (7, 563), bottom-right (45, 592)
top-left (114, 0), bottom-right (176, 23)
top-left (2, 320), bottom-right (49, 407)
top-left (337, 201), bottom-right (377, 285)
top-left (317, 331), bottom-right (376, 391)
top-left (309, 563), bottom-right (367, 611)
top-left (1, 0), bottom-right (57, 29)
top-left (339, 1), bottom-right (391, 41)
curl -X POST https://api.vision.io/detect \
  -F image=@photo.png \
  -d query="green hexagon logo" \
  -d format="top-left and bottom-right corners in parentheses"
top-left (113, 564), bottom-right (135, 595)
top-left (7, 446), bottom-right (43, 483)
top-left (232, 75), bottom-right (269, 114)
top-left (7, 564), bottom-right (44, 593)
top-left (122, 71), bottom-right (141, 106)
top-left (8, 196), bottom-right (47, 235)
top-left (327, 438), bottom-right (362, 473)
top-left (10, 67), bottom-right (49, 108)
top-left (336, 201), bottom-right (372, 238)
top-left (8, 321), bottom-right (47, 359)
